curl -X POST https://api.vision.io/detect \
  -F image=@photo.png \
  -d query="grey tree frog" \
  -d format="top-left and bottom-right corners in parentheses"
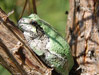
top-left (18, 14), bottom-right (74, 75)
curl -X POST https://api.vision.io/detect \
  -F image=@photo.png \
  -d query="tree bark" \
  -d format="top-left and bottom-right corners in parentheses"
top-left (1, 0), bottom-right (99, 74)
top-left (67, 0), bottom-right (99, 75)
top-left (0, 8), bottom-right (52, 75)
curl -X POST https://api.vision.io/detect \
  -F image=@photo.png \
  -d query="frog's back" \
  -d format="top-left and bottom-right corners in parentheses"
top-left (40, 20), bottom-right (70, 56)
top-left (40, 20), bottom-right (74, 73)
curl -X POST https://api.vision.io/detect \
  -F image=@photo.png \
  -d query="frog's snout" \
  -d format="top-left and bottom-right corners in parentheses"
top-left (17, 18), bottom-right (27, 30)
top-left (18, 18), bottom-right (25, 25)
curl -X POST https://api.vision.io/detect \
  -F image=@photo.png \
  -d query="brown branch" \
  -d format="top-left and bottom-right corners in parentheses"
top-left (32, 0), bottom-right (37, 14)
top-left (0, 39), bottom-right (26, 74)
top-left (0, 8), bottom-right (52, 75)
top-left (67, 0), bottom-right (99, 75)
top-left (19, 0), bottom-right (28, 19)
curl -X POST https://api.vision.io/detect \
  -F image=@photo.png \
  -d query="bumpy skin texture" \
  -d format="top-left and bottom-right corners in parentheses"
top-left (18, 14), bottom-right (74, 75)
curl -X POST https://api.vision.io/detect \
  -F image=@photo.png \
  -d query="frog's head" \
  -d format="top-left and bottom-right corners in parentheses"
top-left (18, 14), bottom-right (41, 32)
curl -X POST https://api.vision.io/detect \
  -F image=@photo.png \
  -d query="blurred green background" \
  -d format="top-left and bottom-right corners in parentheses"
top-left (0, 0), bottom-right (69, 74)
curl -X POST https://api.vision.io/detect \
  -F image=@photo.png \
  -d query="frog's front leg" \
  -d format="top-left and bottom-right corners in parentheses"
top-left (23, 31), bottom-right (44, 56)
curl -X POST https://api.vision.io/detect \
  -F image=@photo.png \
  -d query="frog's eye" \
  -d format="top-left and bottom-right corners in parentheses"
top-left (30, 21), bottom-right (37, 25)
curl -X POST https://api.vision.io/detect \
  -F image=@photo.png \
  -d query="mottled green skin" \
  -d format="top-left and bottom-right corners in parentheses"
top-left (19, 14), bottom-right (74, 75)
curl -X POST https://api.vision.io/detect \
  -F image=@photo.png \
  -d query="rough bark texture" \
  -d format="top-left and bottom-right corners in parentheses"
top-left (0, 8), bottom-right (52, 75)
top-left (67, 0), bottom-right (99, 75)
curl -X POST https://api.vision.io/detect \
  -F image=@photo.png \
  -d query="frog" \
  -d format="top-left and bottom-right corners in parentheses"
top-left (18, 14), bottom-right (74, 75)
